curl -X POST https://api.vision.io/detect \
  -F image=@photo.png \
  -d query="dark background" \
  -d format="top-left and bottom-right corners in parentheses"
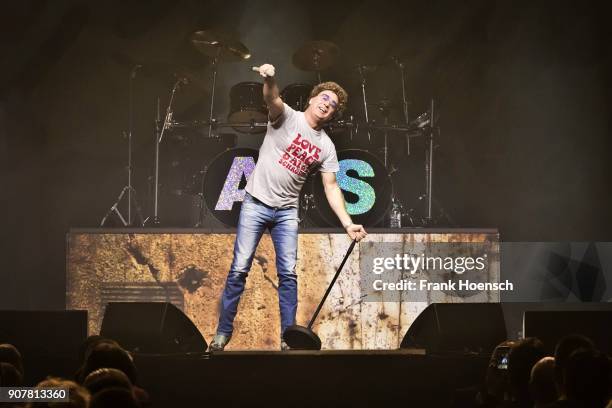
top-left (1, 0), bottom-right (611, 310)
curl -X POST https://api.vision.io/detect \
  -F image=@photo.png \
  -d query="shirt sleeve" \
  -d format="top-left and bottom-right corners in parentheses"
top-left (319, 141), bottom-right (340, 173)
top-left (270, 103), bottom-right (297, 129)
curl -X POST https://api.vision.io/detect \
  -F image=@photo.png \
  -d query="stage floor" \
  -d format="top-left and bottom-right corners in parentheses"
top-left (132, 349), bottom-right (489, 407)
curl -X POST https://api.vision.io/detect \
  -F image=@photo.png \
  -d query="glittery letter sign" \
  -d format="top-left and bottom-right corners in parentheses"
top-left (337, 159), bottom-right (376, 215)
top-left (215, 156), bottom-right (256, 210)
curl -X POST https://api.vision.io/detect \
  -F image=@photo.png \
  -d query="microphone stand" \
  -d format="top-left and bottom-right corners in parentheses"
top-left (127, 65), bottom-right (138, 224)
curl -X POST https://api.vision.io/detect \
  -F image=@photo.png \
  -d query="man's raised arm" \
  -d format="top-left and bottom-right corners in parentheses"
top-left (254, 64), bottom-right (284, 122)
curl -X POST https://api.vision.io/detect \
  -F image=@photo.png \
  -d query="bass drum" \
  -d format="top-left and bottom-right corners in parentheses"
top-left (302, 149), bottom-right (393, 227)
top-left (281, 83), bottom-right (312, 112)
top-left (227, 82), bottom-right (268, 134)
top-left (203, 148), bottom-right (259, 227)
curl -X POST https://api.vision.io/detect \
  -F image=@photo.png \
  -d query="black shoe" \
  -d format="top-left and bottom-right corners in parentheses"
top-left (209, 334), bottom-right (231, 352)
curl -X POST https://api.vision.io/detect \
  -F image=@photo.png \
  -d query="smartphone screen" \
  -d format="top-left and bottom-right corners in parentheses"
top-left (492, 346), bottom-right (510, 370)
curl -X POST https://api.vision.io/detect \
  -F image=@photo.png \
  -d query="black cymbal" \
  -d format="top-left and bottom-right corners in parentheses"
top-left (190, 29), bottom-right (251, 62)
top-left (292, 40), bottom-right (339, 71)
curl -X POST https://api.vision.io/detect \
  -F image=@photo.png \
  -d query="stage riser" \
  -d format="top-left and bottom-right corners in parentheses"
top-left (67, 230), bottom-right (499, 350)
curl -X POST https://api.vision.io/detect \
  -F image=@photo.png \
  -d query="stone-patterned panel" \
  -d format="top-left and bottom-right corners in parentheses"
top-left (67, 231), bottom-right (498, 350)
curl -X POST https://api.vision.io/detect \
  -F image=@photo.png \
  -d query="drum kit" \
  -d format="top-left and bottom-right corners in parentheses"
top-left (101, 29), bottom-right (444, 229)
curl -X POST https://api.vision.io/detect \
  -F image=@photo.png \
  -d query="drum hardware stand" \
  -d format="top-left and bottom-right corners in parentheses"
top-left (356, 65), bottom-right (372, 142)
top-left (389, 195), bottom-right (404, 228)
top-left (193, 164), bottom-right (210, 227)
top-left (423, 98), bottom-right (436, 225)
top-left (348, 114), bottom-right (355, 141)
top-left (392, 56), bottom-right (411, 156)
top-left (169, 119), bottom-right (268, 132)
top-left (377, 99), bottom-right (393, 167)
top-left (377, 99), bottom-right (405, 228)
top-left (144, 79), bottom-right (184, 226)
top-left (416, 195), bottom-right (455, 226)
top-left (250, 118), bottom-right (262, 132)
top-left (383, 118), bottom-right (389, 169)
top-left (100, 64), bottom-right (145, 227)
top-left (207, 117), bottom-right (219, 137)
top-left (299, 193), bottom-right (317, 227)
top-left (432, 196), bottom-right (456, 226)
top-left (313, 51), bottom-right (322, 84)
top-left (404, 208), bottom-right (418, 227)
top-left (100, 179), bottom-right (145, 227)
top-left (194, 192), bottom-right (212, 227)
top-left (190, 29), bottom-right (251, 138)
top-left (207, 55), bottom-right (219, 139)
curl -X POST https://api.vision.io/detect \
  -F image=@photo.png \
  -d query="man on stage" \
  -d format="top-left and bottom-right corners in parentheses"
top-left (210, 64), bottom-right (367, 351)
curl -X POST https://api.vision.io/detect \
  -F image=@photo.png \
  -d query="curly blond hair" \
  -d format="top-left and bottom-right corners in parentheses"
top-left (309, 81), bottom-right (348, 114)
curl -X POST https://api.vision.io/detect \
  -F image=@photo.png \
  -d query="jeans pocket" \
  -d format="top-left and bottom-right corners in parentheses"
top-left (242, 193), bottom-right (255, 207)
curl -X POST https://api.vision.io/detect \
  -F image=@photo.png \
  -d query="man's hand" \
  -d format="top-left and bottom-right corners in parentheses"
top-left (321, 172), bottom-right (368, 242)
top-left (254, 64), bottom-right (275, 78)
top-left (345, 223), bottom-right (367, 242)
top-left (255, 63), bottom-right (282, 120)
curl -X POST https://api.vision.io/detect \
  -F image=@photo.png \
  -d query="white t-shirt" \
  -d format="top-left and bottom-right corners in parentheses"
top-left (245, 103), bottom-right (339, 208)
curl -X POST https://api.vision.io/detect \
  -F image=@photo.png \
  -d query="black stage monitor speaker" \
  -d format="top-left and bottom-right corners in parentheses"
top-left (100, 302), bottom-right (207, 353)
top-left (524, 310), bottom-right (612, 356)
top-left (400, 303), bottom-right (507, 354)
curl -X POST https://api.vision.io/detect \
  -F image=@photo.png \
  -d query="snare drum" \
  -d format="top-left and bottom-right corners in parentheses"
top-left (203, 148), bottom-right (259, 226)
top-left (228, 82), bottom-right (268, 133)
top-left (302, 149), bottom-right (393, 227)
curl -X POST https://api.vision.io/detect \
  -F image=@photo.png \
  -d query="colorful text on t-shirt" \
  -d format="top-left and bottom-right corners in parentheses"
top-left (277, 133), bottom-right (322, 177)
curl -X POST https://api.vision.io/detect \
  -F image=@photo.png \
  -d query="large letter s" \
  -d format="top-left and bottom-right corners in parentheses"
top-left (337, 159), bottom-right (375, 215)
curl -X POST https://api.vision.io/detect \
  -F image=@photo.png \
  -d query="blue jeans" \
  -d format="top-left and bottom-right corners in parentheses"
top-left (216, 193), bottom-right (299, 337)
